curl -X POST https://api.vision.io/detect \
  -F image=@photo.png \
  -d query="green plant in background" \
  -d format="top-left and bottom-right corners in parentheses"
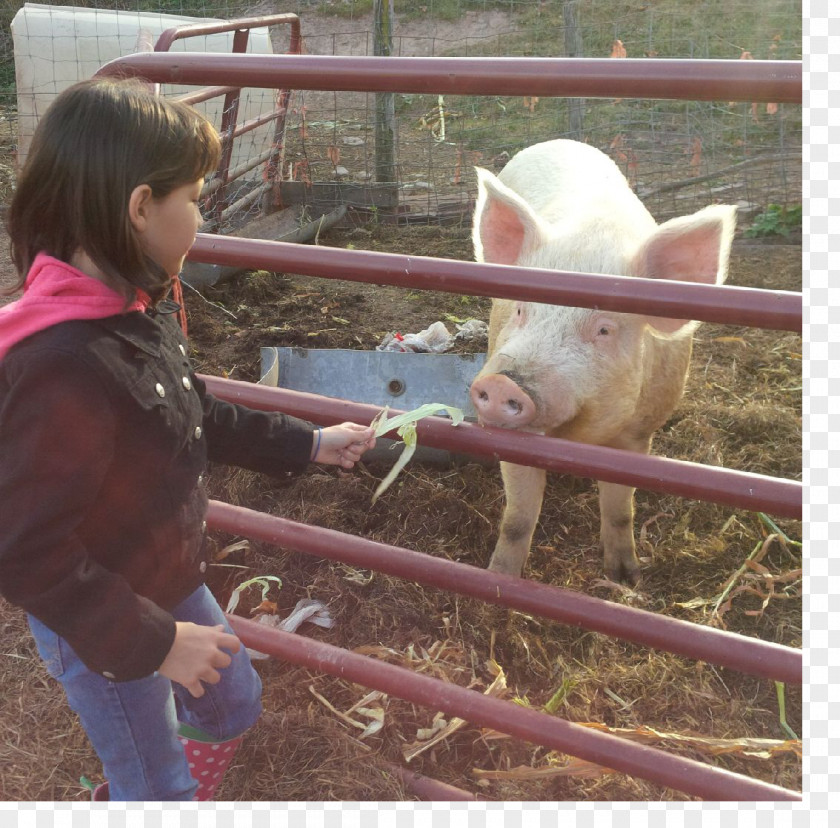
top-left (324, 0), bottom-right (517, 23)
top-left (320, 0), bottom-right (373, 19)
top-left (744, 204), bottom-right (802, 238)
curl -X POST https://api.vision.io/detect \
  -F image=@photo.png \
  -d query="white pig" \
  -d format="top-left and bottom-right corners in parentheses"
top-left (469, 139), bottom-right (736, 584)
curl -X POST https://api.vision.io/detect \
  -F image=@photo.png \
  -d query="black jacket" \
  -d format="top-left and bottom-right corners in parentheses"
top-left (0, 301), bottom-right (313, 681)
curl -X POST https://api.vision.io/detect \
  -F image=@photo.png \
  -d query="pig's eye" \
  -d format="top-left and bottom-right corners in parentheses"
top-left (593, 319), bottom-right (616, 341)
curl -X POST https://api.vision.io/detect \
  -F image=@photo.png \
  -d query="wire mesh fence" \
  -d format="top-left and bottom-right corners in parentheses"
top-left (0, 1), bottom-right (802, 231)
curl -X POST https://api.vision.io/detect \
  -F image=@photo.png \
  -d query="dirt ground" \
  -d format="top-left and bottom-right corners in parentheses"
top-left (0, 219), bottom-right (802, 801)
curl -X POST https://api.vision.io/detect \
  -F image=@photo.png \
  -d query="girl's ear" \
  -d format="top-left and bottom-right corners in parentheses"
top-left (128, 184), bottom-right (154, 233)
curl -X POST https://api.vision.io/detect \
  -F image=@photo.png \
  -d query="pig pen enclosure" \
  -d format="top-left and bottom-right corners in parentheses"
top-left (0, 1), bottom-right (802, 803)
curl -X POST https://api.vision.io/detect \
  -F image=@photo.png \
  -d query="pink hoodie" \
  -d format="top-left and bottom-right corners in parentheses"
top-left (0, 253), bottom-right (148, 361)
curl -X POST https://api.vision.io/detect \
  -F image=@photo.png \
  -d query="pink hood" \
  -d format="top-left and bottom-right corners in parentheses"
top-left (0, 253), bottom-right (148, 361)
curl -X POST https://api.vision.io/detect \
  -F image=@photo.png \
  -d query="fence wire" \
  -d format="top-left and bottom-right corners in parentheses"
top-left (1, 1), bottom-right (802, 229)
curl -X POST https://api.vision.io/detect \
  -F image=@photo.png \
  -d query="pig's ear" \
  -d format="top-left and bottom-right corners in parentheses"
top-left (472, 167), bottom-right (548, 265)
top-left (632, 204), bottom-right (737, 335)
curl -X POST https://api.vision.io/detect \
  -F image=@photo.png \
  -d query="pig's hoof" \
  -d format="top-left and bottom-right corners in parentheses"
top-left (487, 558), bottom-right (525, 578)
top-left (604, 560), bottom-right (641, 586)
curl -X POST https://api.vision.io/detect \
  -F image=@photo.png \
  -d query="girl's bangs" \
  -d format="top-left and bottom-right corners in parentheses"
top-left (188, 118), bottom-right (222, 182)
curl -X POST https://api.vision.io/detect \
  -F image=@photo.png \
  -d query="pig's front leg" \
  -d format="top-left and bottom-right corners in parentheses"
top-left (597, 480), bottom-right (640, 585)
top-left (488, 461), bottom-right (547, 577)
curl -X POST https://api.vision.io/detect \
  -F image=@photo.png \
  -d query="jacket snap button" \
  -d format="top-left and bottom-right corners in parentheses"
top-left (194, 426), bottom-right (202, 440)
top-left (182, 377), bottom-right (192, 391)
top-left (155, 383), bottom-right (165, 398)
top-left (199, 561), bottom-right (207, 573)
top-left (102, 671), bottom-right (115, 680)
top-left (179, 344), bottom-right (186, 356)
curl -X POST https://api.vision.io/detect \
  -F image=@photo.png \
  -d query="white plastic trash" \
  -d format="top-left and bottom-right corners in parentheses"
top-left (377, 321), bottom-right (455, 353)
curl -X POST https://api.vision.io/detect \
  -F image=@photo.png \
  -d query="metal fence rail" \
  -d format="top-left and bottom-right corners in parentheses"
top-left (200, 374), bottom-right (800, 522)
top-left (208, 499), bottom-right (800, 684)
top-left (97, 53), bottom-right (801, 103)
top-left (187, 233), bottom-right (802, 332)
top-left (227, 613), bottom-right (799, 801)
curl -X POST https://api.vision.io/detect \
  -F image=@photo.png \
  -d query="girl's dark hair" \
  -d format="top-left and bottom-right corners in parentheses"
top-left (5, 77), bottom-right (221, 304)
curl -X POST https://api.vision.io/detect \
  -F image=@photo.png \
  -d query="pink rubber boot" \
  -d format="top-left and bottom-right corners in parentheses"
top-left (177, 725), bottom-right (244, 801)
top-left (85, 727), bottom-right (244, 801)
top-left (90, 781), bottom-right (109, 801)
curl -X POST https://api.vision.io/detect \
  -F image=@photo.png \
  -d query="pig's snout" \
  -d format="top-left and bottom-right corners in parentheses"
top-left (470, 373), bottom-right (537, 428)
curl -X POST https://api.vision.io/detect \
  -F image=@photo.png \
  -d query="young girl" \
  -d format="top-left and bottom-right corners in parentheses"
top-left (0, 78), bottom-right (376, 801)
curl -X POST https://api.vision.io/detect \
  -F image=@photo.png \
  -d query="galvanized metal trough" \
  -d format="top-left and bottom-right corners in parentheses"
top-left (260, 346), bottom-right (486, 464)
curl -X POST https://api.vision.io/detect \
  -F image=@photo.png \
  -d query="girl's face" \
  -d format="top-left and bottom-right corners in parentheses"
top-left (135, 179), bottom-right (204, 277)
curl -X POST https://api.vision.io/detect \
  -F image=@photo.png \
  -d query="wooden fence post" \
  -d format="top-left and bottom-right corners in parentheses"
top-left (373, 0), bottom-right (397, 192)
top-left (563, 0), bottom-right (585, 138)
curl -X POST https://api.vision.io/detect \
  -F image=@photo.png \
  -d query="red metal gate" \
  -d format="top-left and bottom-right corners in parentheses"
top-left (95, 49), bottom-right (802, 801)
top-left (154, 15), bottom-right (302, 228)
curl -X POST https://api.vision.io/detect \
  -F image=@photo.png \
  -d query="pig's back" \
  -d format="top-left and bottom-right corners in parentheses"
top-left (498, 139), bottom-right (649, 229)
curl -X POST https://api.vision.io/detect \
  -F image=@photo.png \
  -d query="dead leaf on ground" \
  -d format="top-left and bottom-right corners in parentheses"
top-left (474, 722), bottom-right (801, 783)
top-left (402, 659), bottom-right (508, 762)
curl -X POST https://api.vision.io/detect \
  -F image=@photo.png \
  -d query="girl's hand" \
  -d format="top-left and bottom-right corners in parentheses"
top-left (158, 622), bottom-right (241, 698)
top-left (311, 422), bottom-right (377, 468)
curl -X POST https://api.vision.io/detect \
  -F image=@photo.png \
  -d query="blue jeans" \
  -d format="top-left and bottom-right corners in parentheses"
top-left (28, 585), bottom-right (262, 801)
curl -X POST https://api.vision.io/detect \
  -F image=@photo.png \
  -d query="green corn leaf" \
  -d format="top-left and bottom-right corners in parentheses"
top-left (370, 404), bottom-right (464, 504)
top-left (225, 575), bottom-right (283, 614)
top-left (775, 681), bottom-right (799, 741)
top-left (371, 403), bottom-right (464, 438)
top-left (543, 678), bottom-right (578, 714)
top-left (371, 422), bottom-right (417, 504)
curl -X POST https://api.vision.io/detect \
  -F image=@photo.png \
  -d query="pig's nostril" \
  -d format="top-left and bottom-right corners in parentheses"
top-left (478, 391), bottom-right (489, 402)
top-left (508, 399), bottom-right (523, 414)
